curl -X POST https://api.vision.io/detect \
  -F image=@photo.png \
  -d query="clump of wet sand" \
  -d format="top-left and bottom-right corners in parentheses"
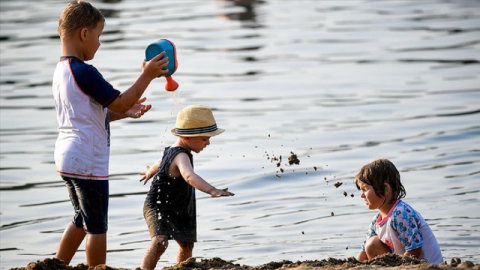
top-left (288, 152), bottom-right (300, 165)
top-left (266, 150), bottom-right (305, 178)
top-left (13, 255), bottom-right (479, 270)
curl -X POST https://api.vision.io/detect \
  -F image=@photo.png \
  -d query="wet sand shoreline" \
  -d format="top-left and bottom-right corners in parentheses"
top-left (12, 254), bottom-right (479, 270)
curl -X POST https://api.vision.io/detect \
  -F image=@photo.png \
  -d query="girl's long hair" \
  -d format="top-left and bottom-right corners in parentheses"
top-left (354, 158), bottom-right (406, 203)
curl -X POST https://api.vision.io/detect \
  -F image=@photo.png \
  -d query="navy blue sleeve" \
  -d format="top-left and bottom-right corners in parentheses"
top-left (70, 59), bottom-right (121, 107)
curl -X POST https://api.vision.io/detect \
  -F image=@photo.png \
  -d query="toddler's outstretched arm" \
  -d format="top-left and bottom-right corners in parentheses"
top-left (175, 153), bottom-right (234, 197)
top-left (139, 161), bottom-right (161, 185)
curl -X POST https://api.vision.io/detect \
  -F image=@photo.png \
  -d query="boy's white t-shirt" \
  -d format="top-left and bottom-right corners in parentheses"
top-left (52, 56), bottom-right (120, 180)
top-left (361, 200), bottom-right (443, 264)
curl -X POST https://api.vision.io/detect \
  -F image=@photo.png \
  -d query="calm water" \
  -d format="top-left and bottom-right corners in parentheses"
top-left (1, 0), bottom-right (479, 269)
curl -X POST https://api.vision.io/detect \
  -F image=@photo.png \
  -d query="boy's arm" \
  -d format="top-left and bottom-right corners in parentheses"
top-left (174, 153), bottom-right (234, 197)
top-left (109, 97), bottom-right (151, 122)
top-left (108, 52), bottom-right (168, 114)
top-left (139, 160), bottom-right (161, 185)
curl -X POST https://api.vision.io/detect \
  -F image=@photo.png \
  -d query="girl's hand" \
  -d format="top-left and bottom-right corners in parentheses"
top-left (126, 97), bottom-right (151, 118)
top-left (210, 188), bottom-right (234, 197)
top-left (140, 165), bottom-right (155, 185)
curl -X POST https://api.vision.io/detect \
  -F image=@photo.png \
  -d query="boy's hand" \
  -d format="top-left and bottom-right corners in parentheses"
top-left (126, 97), bottom-right (151, 118)
top-left (142, 51), bottom-right (169, 80)
top-left (210, 188), bottom-right (234, 197)
top-left (140, 165), bottom-right (155, 185)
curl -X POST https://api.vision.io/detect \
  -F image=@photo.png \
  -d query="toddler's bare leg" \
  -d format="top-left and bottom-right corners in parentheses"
top-left (55, 222), bottom-right (86, 265)
top-left (365, 235), bottom-right (391, 260)
top-left (175, 240), bottom-right (194, 263)
top-left (85, 233), bottom-right (106, 267)
top-left (141, 235), bottom-right (169, 270)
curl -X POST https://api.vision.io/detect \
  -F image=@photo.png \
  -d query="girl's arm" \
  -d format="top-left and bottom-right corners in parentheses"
top-left (390, 202), bottom-right (424, 259)
top-left (405, 247), bottom-right (422, 259)
top-left (174, 153), bottom-right (234, 197)
top-left (357, 215), bottom-right (378, 262)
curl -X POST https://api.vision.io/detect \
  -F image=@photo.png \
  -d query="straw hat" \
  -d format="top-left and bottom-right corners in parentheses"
top-left (171, 105), bottom-right (225, 137)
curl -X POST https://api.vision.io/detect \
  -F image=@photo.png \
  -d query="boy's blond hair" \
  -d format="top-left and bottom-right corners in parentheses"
top-left (58, 0), bottom-right (105, 40)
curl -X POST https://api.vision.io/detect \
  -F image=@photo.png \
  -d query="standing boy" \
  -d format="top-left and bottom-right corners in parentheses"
top-left (53, 0), bottom-right (168, 266)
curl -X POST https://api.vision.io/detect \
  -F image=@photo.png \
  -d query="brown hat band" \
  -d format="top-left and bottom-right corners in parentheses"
top-left (175, 124), bottom-right (218, 135)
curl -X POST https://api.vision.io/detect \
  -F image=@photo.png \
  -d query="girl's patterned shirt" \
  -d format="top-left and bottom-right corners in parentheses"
top-left (361, 200), bottom-right (443, 264)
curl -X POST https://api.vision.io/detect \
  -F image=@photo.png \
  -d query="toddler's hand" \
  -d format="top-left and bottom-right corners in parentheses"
top-left (210, 188), bottom-right (234, 197)
top-left (140, 165), bottom-right (155, 185)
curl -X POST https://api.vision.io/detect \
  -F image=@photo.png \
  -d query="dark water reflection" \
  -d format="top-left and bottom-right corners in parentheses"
top-left (1, 0), bottom-right (480, 268)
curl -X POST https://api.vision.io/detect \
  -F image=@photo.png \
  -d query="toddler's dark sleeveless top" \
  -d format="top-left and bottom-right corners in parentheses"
top-left (143, 146), bottom-right (196, 242)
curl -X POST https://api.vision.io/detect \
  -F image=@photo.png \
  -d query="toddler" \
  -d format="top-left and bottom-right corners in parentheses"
top-left (355, 158), bottom-right (443, 264)
top-left (139, 105), bottom-right (234, 270)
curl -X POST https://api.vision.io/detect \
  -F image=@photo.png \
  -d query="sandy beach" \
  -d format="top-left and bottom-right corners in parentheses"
top-left (12, 254), bottom-right (479, 270)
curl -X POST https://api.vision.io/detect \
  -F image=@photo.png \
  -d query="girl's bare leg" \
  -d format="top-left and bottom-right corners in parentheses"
top-left (55, 222), bottom-right (86, 265)
top-left (365, 235), bottom-right (391, 260)
top-left (141, 235), bottom-right (169, 270)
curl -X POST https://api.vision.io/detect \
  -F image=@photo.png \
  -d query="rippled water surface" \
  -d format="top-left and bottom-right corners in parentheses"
top-left (1, 0), bottom-right (479, 269)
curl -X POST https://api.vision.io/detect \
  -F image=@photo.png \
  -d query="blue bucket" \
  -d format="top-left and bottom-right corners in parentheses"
top-left (145, 39), bottom-right (178, 91)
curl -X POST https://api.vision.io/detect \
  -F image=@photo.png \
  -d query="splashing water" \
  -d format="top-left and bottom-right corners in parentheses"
top-left (159, 90), bottom-right (184, 148)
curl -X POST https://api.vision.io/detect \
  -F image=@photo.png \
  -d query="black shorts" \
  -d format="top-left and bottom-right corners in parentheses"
top-left (143, 179), bottom-right (197, 242)
top-left (63, 176), bottom-right (109, 234)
